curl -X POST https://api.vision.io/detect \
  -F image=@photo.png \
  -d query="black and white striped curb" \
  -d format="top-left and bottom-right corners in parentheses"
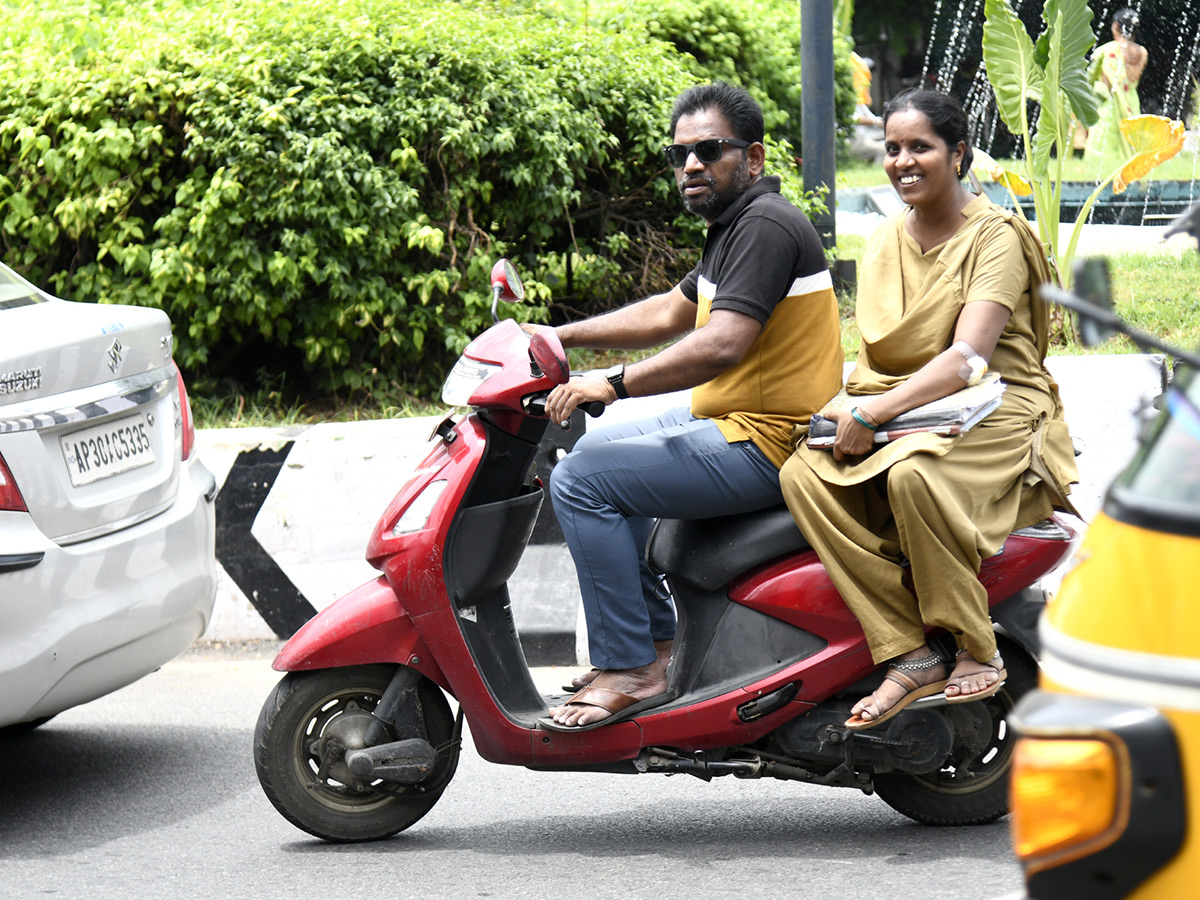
top-left (198, 411), bottom-right (589, 665)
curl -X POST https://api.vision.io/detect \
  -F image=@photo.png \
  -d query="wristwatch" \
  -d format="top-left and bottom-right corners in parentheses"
top-left (604, 364), bottom-right (630, 400)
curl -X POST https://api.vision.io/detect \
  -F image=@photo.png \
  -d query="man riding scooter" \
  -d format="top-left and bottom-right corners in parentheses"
top-left (526, 81), bottom-right (844, 730)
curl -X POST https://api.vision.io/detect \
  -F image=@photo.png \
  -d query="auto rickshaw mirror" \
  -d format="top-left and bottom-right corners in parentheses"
top-left (1072, 258), bottom-right (1116, 347)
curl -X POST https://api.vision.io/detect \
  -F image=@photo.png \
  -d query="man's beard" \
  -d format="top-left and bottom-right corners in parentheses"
top-left (679, 159), bottom-right (753, 220)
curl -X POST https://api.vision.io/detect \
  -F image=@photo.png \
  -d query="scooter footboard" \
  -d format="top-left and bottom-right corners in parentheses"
top-left (272, 576), bottom-right (445, 687)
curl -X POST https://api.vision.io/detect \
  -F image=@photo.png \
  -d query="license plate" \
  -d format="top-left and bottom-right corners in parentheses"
top-left (60, 413), bottom-right (156, 487)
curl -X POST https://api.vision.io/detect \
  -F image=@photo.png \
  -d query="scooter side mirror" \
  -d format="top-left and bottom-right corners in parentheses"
top-left (490, 258), bottom-right (525, 303)
top-left (1072, 258), bottom-right (1116, 347)
top-left (1164, 197), bottom-right (1200, 246)
top-left (1043, 264), bottom-right (1200, 371)
top-left (529, 328), bottom-right (570, 385)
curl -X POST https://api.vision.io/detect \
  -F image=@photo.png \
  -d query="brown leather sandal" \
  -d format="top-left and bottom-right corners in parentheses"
top-left (844, 651), bottom-right (948, 731)
top-left (945, 649), bottom-right (1007, 703)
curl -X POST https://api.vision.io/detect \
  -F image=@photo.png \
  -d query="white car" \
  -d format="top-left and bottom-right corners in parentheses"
top-left (0, 261), bottom-right (217, 729)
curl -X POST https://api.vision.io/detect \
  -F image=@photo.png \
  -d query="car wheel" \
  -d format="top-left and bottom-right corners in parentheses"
top-left (0, 715), bottom-right (55, 736)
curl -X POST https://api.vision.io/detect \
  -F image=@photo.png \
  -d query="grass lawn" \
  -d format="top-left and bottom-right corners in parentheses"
top-left (832, 232), bottom-right (1200, 360)
top-left (832, 152), bottom-right (1200, 360)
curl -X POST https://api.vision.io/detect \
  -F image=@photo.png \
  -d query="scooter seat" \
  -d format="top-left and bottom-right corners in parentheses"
top-left (646, 504), bottom-right (811, 592)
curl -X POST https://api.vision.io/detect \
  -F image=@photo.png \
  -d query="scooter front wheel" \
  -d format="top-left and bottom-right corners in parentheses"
top-left (254, 664), bottom-right (458, 842)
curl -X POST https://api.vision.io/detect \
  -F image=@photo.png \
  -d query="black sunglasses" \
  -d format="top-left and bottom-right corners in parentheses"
top-left (662, 138), bottom-right (751, 168)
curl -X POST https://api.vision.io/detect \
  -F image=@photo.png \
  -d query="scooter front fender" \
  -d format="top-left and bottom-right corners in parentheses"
top-left (272, 576), bottom-right (447, 690)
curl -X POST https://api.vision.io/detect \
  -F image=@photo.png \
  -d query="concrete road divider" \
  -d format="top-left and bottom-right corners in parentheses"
top-left (198, 355), bottom-right (1166, 665)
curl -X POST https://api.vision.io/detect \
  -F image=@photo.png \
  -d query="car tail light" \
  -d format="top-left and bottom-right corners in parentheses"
top-left (174, 361), bottom-right (195, 461)
top-left (1010, 736), bottom-right (1126, 867)
top-left (0, 452), bottom-right (28, 512)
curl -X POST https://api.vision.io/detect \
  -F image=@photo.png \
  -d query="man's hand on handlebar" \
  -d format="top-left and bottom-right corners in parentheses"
top-left (546, 377), bottom-right (617, 428)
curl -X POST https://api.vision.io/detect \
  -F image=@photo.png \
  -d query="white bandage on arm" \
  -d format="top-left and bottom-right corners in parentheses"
top-left (951, 340), bottom-right (987, 385)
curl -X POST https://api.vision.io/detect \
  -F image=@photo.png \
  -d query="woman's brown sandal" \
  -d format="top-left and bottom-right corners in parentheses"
top-left (845, 650), bottom-right (948, 731)
top-left (945, 648), bottom-right (1007, 703)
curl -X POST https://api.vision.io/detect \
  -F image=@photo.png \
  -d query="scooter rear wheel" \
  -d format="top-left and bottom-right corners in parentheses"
top-left (254, 664), bottom-right (458, 842)
top-left (872, 638), bottom-right (1036, 826)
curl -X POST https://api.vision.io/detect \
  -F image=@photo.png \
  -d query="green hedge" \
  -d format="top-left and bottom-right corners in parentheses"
top-left (0, 0), bottom-right (843, 397)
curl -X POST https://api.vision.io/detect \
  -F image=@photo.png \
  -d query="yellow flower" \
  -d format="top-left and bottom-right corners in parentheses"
top-left (1113, 116), bottom-right (1185, 193)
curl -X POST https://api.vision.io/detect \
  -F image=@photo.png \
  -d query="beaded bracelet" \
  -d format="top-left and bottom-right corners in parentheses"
top-left (850, 407), bottom-right (877, 430)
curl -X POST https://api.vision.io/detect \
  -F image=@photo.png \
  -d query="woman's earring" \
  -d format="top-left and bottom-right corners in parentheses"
top-left (956, 163), bottom-right (963, 177)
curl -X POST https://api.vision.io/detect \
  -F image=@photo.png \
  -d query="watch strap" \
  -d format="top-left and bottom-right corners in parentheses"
top-left (606, 364), bottom-right (630, 400)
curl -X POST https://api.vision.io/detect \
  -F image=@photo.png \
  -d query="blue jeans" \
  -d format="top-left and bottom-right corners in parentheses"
top-left (549, 407), bottom-right (784, 670)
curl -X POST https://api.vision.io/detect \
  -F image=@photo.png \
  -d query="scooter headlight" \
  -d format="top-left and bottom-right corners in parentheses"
top-left (392, 480), bottom-right (449, 536)
top-left (442, 356), bottom-right (501, 407)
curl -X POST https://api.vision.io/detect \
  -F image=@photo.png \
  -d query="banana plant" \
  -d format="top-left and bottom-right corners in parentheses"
top-left (981, 0), bottom-right (1183, 288)
top-left (835, 0), bottom-right (854, 37)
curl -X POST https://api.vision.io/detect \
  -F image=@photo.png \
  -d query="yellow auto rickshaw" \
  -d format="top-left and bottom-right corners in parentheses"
top-left (1005, 206), bottom-right (1200, 899)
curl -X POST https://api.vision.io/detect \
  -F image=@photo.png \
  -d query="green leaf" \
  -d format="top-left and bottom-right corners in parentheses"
top-left (1031, 10), bottom-right (1064, 179)
top-left (1044, 0), bottom-right (1100, 127)
top-left (982, 0), bottom-right (1042, 137)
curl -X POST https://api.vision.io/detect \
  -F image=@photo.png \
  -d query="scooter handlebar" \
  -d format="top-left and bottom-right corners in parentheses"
top-left (522, 394), bottom-right (606, 429)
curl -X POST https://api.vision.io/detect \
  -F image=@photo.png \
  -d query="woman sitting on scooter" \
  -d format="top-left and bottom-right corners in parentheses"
top-left (780, 89), bottom-right (1078, 730)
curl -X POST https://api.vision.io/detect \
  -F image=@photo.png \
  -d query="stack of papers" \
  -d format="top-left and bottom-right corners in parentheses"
top-left (808, 372), bottom-right (1006, 449)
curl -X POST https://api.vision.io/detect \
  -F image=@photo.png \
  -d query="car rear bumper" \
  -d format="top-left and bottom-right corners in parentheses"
top-left (0, 457), bottom-right (217, 727)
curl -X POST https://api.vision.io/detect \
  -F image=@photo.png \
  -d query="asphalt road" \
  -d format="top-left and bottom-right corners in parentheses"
top-left (0, 642), bottom-right (1025, 900)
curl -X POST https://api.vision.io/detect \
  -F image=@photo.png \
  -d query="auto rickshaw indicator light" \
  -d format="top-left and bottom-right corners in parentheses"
top-left (1010, 737), bottom-right (1126, 864)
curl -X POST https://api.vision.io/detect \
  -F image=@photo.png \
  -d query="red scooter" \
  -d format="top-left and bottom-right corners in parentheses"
top-left (253, 260), bottom-right (1078, 842)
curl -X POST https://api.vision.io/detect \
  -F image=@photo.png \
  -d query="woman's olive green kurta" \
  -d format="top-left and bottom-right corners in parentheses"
top-left (780, 195), bottom-right (1078, 664)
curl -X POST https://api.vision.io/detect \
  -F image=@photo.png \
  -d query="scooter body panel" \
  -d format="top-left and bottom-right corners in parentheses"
top-left (272, 415), bottom-right (488, 689)
top-left (731, 547), bottom-right (871, 640)
top-left (461, 319), bottom-right (549, 410)
top-left (514, 527), bottom-right (1072, 758)
top-left (977, 521), bottom-right (1077, 601)
top-left (629, 688), bottom-right (815, 749)
top-left (366, 417), bottom-right (482, 588)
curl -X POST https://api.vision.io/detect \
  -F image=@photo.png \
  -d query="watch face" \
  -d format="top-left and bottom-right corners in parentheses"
top-left (605, 364), bottom-right (628, 399)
